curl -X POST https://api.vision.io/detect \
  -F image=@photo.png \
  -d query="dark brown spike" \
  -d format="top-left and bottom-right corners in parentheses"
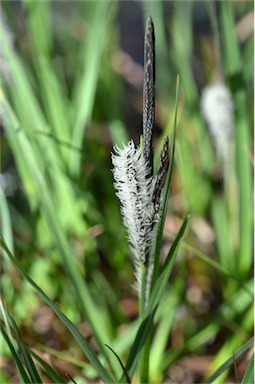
top-left (143, 16), bottom-right (155, 178)
top-left (152, 137), bottom-right (169, 212)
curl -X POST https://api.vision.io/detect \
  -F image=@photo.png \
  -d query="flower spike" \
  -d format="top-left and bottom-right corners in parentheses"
top-left (143, 16), bottom-right (155, 178)
top-left (111, 141), bottom-right (156, 290)
top-left (112, 17), bottom-right (170, 305)
top-left (152, 137), bottom-right (169, 213)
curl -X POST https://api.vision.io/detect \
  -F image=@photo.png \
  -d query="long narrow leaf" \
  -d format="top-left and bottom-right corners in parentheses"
top-left (0, 237), bottom-right (114, 384)
top-left (9, 315), bottom-right (43, 384)
top-left (1, 95), bottom-right (112, 364)
top-left (220, 1), bottom-right (253, 278)
top-left (119, 306), bottom-right (157, 383)
top-left (30, 350), bottom-right (67, 383)
top-left (0, 324), bottom-right (32, 384)
top-left (0, 182), bottom-right (13, 255)
top-left (105, 344), bottom-right (131, 384)
top-left (70, 0), bottom-right (112, 175)
top-left (147, 212), bottom-right (189, 316)
top-left (241, 352), bottom-right (254, 384)
top-left (205, 337), bottom-right (254, 384)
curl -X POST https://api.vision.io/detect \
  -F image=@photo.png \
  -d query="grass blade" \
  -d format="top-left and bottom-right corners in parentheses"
top-left (0, 182), bottom-right (13, 255)
top-left (119, 306), bottom-right (157, 383)
top-left (0, 237), bottom-right (114, 384)
top-left (0, 324), bottom-right (32, 384)
top-left (22, 0), bottom-right (52, 59)
top-left (147, 212), bottom-right (189, 316)
top-left (105, 344), bottom-right (131, 384)
top-left (70, 0), bottom-right (112, 175)
top-left (205, 337), bottom-right (254, 384)
top-left (241, 352), bottom-right (254, 384)
top-left (9, 315), bottom-right (43, 384)
top-left (211, 197), bottom-right (234, 271)
top-left (30, 350), bottom-right (67, 383)
top-left (220, 1), bottom-right (253, 279)
top-left (1, 94), bottom-right (113, 365)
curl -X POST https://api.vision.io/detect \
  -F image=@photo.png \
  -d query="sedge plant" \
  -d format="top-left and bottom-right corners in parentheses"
top-left (1, 3), bottom-right (253, 383)
top-left (111, 17), bottom-right (186, 383)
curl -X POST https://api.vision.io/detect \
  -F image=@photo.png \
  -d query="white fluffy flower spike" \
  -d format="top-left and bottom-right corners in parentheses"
top-left (112, 140), bottom-right (157, 291)
top-left (201, 83), bottom-right (234, 161)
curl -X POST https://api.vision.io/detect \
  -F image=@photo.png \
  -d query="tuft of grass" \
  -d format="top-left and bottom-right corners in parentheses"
top-left (1, 1), bottom-right (253, 383)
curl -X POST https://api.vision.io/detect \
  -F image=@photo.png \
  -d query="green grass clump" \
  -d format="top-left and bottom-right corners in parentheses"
top-left (1, 1), bottom-right (253, 383)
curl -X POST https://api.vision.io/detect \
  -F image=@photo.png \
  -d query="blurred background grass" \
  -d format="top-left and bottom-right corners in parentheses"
top-left (0, 0), bottom-right (254, 383)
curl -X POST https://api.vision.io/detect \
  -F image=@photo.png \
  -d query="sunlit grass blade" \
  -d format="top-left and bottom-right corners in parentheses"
top-left (9, 315), bottom-right (43, 384)
top-left (211, 197), bottom-right (234, 275)
top-left (176, 134), bottom-right (212, 214)
top-left (205, 337), bottom-right (254, 384)
top-left (0, 183), bottom-right (15, 302)
top-left (35, 57), bottom-right (71, 162)
top-left (171, 2), bottom-right (197, 109)
top-left (0, 324), bottom-right (32, 384)
top-left (2, 36), bottom-right (87, 233)
top-left (70, 0), bottom-right (112, 175)
top-left (22, 0), bottom-right (67, 160)
top-left (220, 0), bottom-right (253, 279)
top-left (4, 97), bottom-right (104, 317)
top-left (1, 95), bottom-right (116, 369)
top-left (149, 280), bottom-right (183, 380)
top-left (0, 182), bottom-right (13, 255)
top-left (22, 0), bottom-right (52, 59)
top-left (0, 237), bottom-right (114, 384)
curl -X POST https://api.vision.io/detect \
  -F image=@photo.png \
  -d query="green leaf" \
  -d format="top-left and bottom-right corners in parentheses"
top-left (105, 344), bottom-right (131, 384)
top-left (30, 350), bottom-right (67, 383)
top-left (1, 95), bottom-right (112, 363)
top-left (0, 324), bottom-right (32, 384)
top-left (120, 306), bottom-right (157, 383)
top-left (0, 237), bottom-right (114, 384)
top-left (70, 0), bottom-right (112, 175)
top-left (147, 212), bottom-right (189, 316)
top-left (241, 352), bottom-right (254, 384)
top-left (9, 315), bottom-right (43, 384)
top-left (220, 1), bottom-right (253, 279)
top-left (23, 0), bottom-right (52, 58)
top-left (205, 337), bottom-right (254, 384)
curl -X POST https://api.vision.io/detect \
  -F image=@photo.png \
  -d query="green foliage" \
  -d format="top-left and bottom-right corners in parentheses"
top-left (0, 1), bottom-right (253, 383)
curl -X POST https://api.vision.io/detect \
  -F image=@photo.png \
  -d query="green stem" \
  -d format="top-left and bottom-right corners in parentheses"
top-left (139, 264), bottom-right (152, 383)
top-left (139, 264), bottom-right (147, 318)
top-left (139, 327), bottom-right (153, 383)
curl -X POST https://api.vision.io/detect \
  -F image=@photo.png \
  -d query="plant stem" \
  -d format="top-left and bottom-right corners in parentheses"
top-left (139, 264), bottom-right (147, 318)
top-left (139, 264), bottom-right (151, 383)
top-left (139, 326), bottom-right (152, 383)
